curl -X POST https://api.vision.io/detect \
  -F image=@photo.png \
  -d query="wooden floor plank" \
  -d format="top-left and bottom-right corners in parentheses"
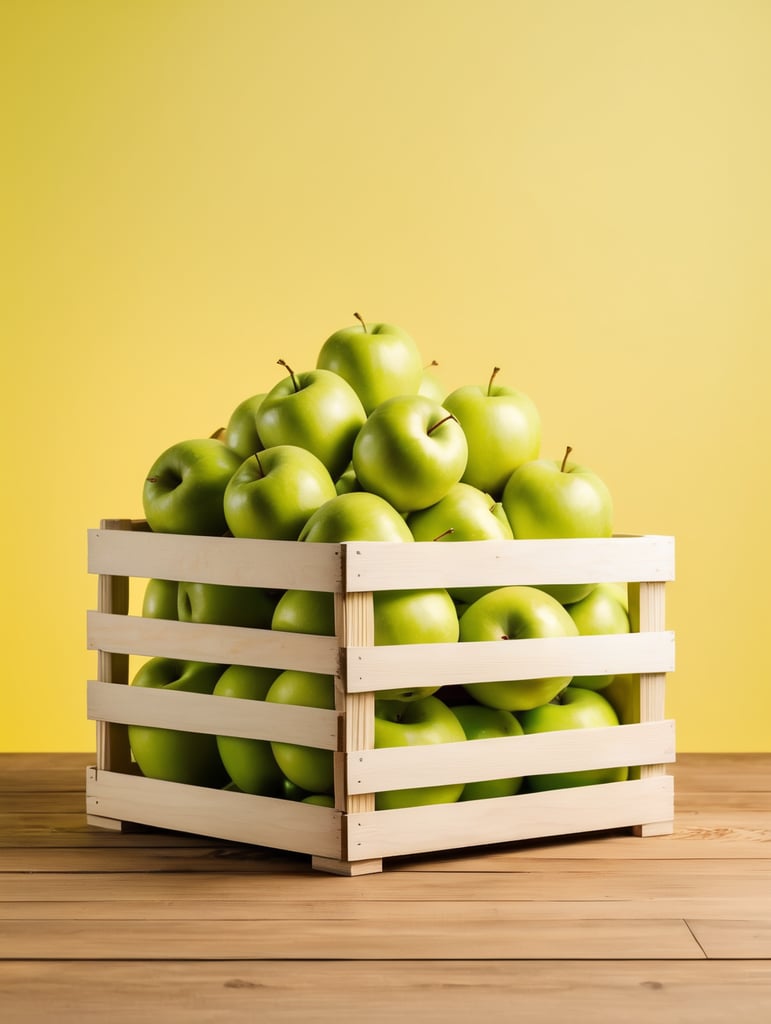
top-left (2, 960), bottom-right (770, 1024)
top-left (2, 895), bottom-right (770, 922)
top-left (0, 916), bottom-right (704, 960)
top-left (686, 919), bottom-right (771, 959)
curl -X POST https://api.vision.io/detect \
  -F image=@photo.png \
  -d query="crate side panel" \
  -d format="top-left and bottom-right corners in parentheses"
top-left (88, 529), bottom-right (343, 591)
top-left (86, 769), bottom-right (342, 859)
top-left (346, 631), bottom-right (675, 692)
top-left (346, 720), bottom-right (675, 794)
top-left (87, 611), bottom-right (340, 674)
top-left (87, 681), bottom-right (340, 749)
top-left (346, 776), bottom-right (674, 860)
top-left (344, 536), bottom-right (675, 592)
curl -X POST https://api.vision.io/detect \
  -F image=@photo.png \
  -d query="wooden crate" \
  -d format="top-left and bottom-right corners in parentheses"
top-left (86, 519), bottom-right (676, 875)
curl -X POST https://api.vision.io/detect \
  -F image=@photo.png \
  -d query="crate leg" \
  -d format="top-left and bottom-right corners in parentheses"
top-left (311, 855), bottom-right (383, 876)
top-left (86, 813), bottom-right (127, 831)
top-left (633, 820), bottom-right (674, 837)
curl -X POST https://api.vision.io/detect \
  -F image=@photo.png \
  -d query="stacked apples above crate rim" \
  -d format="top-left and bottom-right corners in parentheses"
top-left (86, 314), bottom-right (675, 875)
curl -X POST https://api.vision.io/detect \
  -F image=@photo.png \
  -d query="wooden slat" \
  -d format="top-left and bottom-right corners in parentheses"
top-left (86, 611), bottom-right (340, 674)
top-left (88, 527), bottom-right (343, 591)
top-left (346, 630), bottom-right (675, 692)
top-left (346, 720), bottom-right (675, 794)
top-left (87, 681), bottom-right (339, 749)
top-left (344, 535), bottom-right (675, 592)
top-left (85, 769), bottom-right (342, 859)
top-left (346, 776), bottom-right (674, 860)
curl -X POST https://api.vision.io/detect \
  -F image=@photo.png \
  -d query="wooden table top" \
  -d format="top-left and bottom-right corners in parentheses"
top-left (1, 752), bottom-right (770, 1022)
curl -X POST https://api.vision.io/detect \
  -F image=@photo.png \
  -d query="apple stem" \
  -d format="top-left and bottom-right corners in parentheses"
top-left (253, 452), bottom-right (265, 478)
top-left (277, 358), bottom-right (300, 393)
top-left (425, 359), bottom-right (439, 369)
top-left (209, 426), bottom-right (226, 441)
top-left (433, 528), bottom-right (455, 542)
top-left (354, 312), bottom-right (368, 333)
top-left (560, 445), bottom-right (573, 472)
top-left (427, 413), bottom-right (456, 436)
top-left (487, 366), bottom-right (501, 396)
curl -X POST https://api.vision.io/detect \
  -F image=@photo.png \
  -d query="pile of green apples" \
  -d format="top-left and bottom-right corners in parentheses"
top-left (130, 315), bottom-right (633, 809)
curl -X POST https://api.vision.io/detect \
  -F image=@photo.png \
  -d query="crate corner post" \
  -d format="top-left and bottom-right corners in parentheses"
top-left (312, 548), bottom-right (383, 876)
top-left (87, 518), bottom-right (136, 831)
top-left (628, 571), bottom-right (675, 839)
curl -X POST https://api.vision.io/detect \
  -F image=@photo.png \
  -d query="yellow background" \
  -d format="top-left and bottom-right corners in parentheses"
top-left (2, 0), bottom-right (769, 753)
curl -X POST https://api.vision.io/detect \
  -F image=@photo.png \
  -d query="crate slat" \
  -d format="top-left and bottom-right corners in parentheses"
top-left (86, 611), bottom-right (340, 674)
top-left (345, 630), bottom-right (675, 692)
top-left (87, 681), bottom-right (340, 749)
top-left (88, 528), bottom-right (343, 591)
top-left (85, 767), bottom-right (342, 858)
top-left (346, 720), bottom-right (675, 794)
top-left (345, 775), bottom-right (674, 860)
top-left (344, 535), bottom-right (675, 592)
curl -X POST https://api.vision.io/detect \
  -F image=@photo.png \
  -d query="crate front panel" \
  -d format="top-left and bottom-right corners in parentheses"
top-left (345, 775), bottom-right (674, 860)
top-left (345, 720), bottom-right (675, 795)
top-left (345, 631), bottom-right (674, 693)
top-left (344, 535), bottom-right (675, 592)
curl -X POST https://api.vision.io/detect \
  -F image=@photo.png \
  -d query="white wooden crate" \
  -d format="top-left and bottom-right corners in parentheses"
top-left (86, 519), bottom-right (675, 875)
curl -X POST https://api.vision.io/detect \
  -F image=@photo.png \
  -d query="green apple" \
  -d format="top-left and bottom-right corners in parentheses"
top-left (255, 362), bottom-right (366, 480)
top-left (418, 360), bottom-right (446, 403)
top-left (352, 394), bottom-right (468, 512)
top-left (302, 793), bottom-right (335, 807)
top-left (299, 491), bottom-right (414, 543)
top-left (502, 446), bottom-right (614, 604)
top-left (271, 589), bottom-right (337, 637)
top-left (142, 438), bottom-right (242, 536)
top-left (266, 670), bottom-right (336, 794)
top-left (565, 583), bottom-right (631, 690)
top-left (459, 585), bottom-right (579, 711)
top-left (602, 673), bottom-right (640, 726)
top-left (316, 313), bottom-right (424, 414)
top-left (335, 464), bottom-right (361, 495)
top-left (177, 580), bottom-right (277, 628)
top-left (374, 695), bottom-right (467, 810)
top-left (141, 578), bottom-right (179, 619)
top-left (271, 586), bottom-right (458, 702)
top-left (223, 445), bottom-right (337, 540)
top-left (452, 704), bottom-right (525, 801)
top-left (223, 393), bottom-right (266, 460)
top-left (407, 482), bottom-right (514, 602)
top-left (212, 665), bottom-right (284, 796)
top-left (127, 658), bottom-right (228, 787)
top-left (442, 367), bottom-right (541, 498)
top-left (370, 587), bottom-right (460, 700)
top-left (282, 778), bottom-right (311, 801)
top-left (518, 685), bottom-right (629, 791)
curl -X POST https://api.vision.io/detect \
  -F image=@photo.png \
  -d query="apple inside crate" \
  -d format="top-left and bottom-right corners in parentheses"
top-left (86, 520), bottom-right (675, 876)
